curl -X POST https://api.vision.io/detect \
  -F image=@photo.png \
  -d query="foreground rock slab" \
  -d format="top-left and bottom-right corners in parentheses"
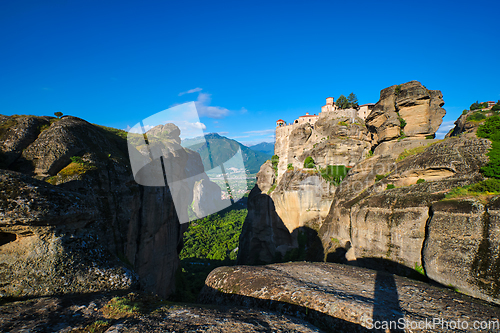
top-left (0, 292), bottom-right (322, 333)
top-left (200, 262), bottom-right (500, 333)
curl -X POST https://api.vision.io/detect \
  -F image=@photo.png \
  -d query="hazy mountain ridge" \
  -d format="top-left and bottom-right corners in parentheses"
top-left (248, 142), bottom-right (274, 155)
top-left (182, 133), bottom-right (271, 174)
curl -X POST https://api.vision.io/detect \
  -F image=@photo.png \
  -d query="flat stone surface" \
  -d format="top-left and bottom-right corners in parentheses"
top-left (200, 262), bottom-right (500, 332)
top-left (0, 292), bottom-right (322, 332)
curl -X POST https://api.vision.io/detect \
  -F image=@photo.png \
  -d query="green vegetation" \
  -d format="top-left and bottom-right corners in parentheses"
top-left (303, 156), bottom-right (315, 168)
top-left (470, 101), bottom-right (479, 110)
top-left (80, 320), bottom-right (110, 333)
top-left (347, 92), bottom-right (358, 108)
top-left (414, 263), bottom-right (425, 276)
top-left (386, 184), bottom-right (395, 189)
top-left (103, 296), bottom-right (142, 318)
top-left (37, 118), bottom-right (61, 133)
top-left (477, 115), bottom-right (500, 178)
top-left (399, 118), bottom-right (407, 128)
top-left (338, 121), bottom-right (349, 126)
top-left (416, 178), bottom-right (426, 184)
top-left (319, 165), bottom-right (348, 185)
top-left (180, 208), bottom-right (246, 261)
top-left (445, 179), bottom-right (500, 200)
top-left (396, 141), bottom-right (443, 161)
top-left (469, 101), bottom-right (488, 111)
top-left (468, 112), bottom-right (486, 122)
top-left (176, 207), bottom-right (247, 301)
top-left (287, 163), bottom-right (294, 171)
top-left (365, 150), bottom-right (374, 158)
top-left (96, 124), bottom-right (128, 141)
top-left (425, 134), bottom-right (435, 139)
top-left (58, 162), bottom-right (96, 178)
top-left (54, 111), bottom-right (63, 118)
top-left (469, 179), bottom-right (500, 192)
top-left (267, 183), bottom-right (277, 194)
top-left (462, 110), bottom-right (468, 115)
top-left (48, 156), bottom-right (97, 181)
top-left (270, 154), bottom-right (279, 177)
top-left (375, 174), bottom-right (387, 181)
top-left (335, 94), bottom-right (349, 109)
top-left (394, 84), bottom-right (402, 96)
top-left (492, 102), bottom-right (500, 112)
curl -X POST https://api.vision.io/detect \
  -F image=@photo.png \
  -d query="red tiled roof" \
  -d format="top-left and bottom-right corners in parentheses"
top-left (299, 114), bottom-right (319, 118)
top-left (276, 119), bottom-right (285, 122)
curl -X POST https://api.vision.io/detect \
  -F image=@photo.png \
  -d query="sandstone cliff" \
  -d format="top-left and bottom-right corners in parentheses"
top-left (238, 81), bottom-right (500, 304)
top-left (365, 80), bottom-right (445, 145)
top-left (0, 115), bottom-right (205, 298)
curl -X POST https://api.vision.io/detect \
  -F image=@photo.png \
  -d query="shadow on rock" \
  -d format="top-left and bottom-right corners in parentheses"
top-left (199, 285), bottom-right (369, 333)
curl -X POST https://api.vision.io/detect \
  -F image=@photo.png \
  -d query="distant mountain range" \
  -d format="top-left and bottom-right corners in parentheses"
top-left (181, 133), bottom-right (271, 174)
top-left (248, 142), bottom-right (274, 155)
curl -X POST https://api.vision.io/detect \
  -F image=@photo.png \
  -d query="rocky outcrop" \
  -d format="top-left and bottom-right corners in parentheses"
top-left (0, 291), bottom-right (323, 332)
top-left (272, 170), bottom-right (334, 234)
top-left (0, 169), bottom-right (137, 296)
top-left (319, 137), bottom-right (499, 302)
top-left (366, 80), bottom-right (445, 145)
top-left (255, 160), bottom-right (275, 193)
top-left (239, 81), bottom-right (500, 304)
top-left (0, 115), bottom-right (207, 298)
top-left (423, 197), bottom-right (500, 304)
top-left (275, 113), bottom-right (371, 179)
top-left (445, 109), bottom-right (496, 138)
top-left (192, 178), bottom-right (224, 218)
top-left (0, 116), bottom-right (53, 168)
top-left (201, 262), bottom-right (500, 333)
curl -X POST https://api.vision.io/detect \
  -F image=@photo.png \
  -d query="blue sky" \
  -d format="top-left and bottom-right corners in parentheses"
top-left (1, 0), bottom-right (499, 145)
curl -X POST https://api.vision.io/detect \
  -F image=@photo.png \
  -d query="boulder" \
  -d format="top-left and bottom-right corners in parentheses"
top-left (256, 160), bottom-right (275, 193)
top-left (366, 81), bottom-right (446, 145)
top-left (200, 262), bottom-right (500, 332)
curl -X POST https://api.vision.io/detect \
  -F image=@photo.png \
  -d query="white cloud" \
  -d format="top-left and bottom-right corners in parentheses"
top-left (218, 132), bottom-right (229, 135)
top-left (178, 87), bottom-right (203, 96)
top-left (240, 107), bottom-right (248, 114)
top-left (177, 121), bottom-right (206, 131)
top-left (195, 93), bottom-right (230, 119)
top-left (435, 120), bottom-right (456, 139)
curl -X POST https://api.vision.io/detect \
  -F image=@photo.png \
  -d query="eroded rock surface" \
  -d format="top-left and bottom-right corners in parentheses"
top-left (366, 80), bottom-right (445, 145)
top-left (0, 115), bottom-right (207, 298)
top-left (201, 262), bottom-right (500, 333)
top-left (0, 292), bottom-right (323, 333)
top-left (424, 197), bottom-right (500, 304)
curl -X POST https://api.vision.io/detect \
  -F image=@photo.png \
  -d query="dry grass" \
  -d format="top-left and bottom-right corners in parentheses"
top-left (58, 162), bottom-right (96, 177)
top-left (396, 140), bottom-right (445, 162)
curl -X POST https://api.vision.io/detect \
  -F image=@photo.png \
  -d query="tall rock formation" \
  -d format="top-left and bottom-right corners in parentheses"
top-left (0, 115), bottom-right (208, 298)
top-left (365, 80), bottom-right (446, 145)
top-left (238, 81), bottom-right (500, 304)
